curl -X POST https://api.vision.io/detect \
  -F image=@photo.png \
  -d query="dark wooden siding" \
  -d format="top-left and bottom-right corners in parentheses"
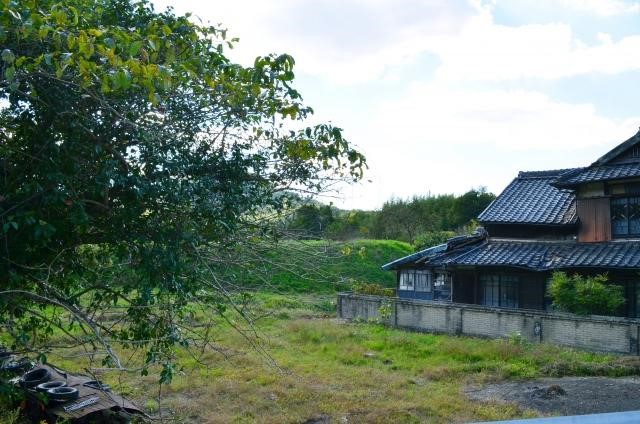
top-left (452, 271), bottom-right (475, 304)
top-left (519, 274), bottom-right (546, 310)
top-left (577, 197), bottom-right (611, 242)
top-left (484, 223), bottom-right (576, 240)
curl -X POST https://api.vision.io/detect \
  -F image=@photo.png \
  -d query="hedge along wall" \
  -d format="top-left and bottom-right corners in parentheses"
top-left (337, 293), bottom-right (640, 355)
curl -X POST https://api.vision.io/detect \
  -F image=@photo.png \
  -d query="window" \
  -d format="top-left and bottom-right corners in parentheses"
top-left (611, 197), bottom-right (640, 237)
top-left (434, 272), bottom-right (452, 301)
top-left (399, 270), bottom-right (413, 290)
top-left (481, 275), bottom-right (500, 307)
top-left (480, 274), bottom-right (519, 308)
top-left (399, 270), bottom-right (432, 292)
top-left (415, 271), bottom-right (431, 292)
top-left (434, 273), bottom-right (450, 287)
top-left (500, 275), bottom-right (519, 308)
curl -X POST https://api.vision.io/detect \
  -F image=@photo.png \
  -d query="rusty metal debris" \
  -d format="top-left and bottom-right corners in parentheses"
top-left (63, 396), bottom-right (100, 412)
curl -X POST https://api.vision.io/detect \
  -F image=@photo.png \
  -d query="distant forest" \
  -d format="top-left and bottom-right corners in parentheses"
top-left (284, 188), bottom-right (496, 250)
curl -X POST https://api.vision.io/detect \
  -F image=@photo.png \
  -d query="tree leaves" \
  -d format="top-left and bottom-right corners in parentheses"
top-left (129, 40), bottom-right (143, 57)
top-left (110, 68), bottom-right (132, 90)
top-left (0, 0), bottom-right (366, 382)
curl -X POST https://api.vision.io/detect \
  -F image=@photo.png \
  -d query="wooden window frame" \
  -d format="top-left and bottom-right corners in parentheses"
top-left (611, 196), bottom-right (640, 238)
top-left (399, 269), bottom-right (433, 292)
top-left (480, 274), bottom-right (520, 309)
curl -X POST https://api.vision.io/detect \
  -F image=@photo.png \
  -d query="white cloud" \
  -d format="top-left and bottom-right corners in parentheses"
top-left (154, 0), bottom-right (640, 84)
top-left (153, 0), bottom-right (478, 84)
top-left (431, 9), bottom-right (640, 82)
top-left (559, 0), bottom-right (640, 16)
top-left (149, 0), bottom-right (640, 209)
top-left (372, 83), bottom-right (637, 150)
top-left (335, 84), bottom-right (640, 209)
top-left (170, 0), bottom-right (640, 85)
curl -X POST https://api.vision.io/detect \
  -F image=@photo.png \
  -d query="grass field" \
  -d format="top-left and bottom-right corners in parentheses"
top-left (35, 294), bottom-right (640, 424)
top-left (3, 240), bottom-right (639, 423)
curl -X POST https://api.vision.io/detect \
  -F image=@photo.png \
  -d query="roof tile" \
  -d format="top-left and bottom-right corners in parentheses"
top-left (445, 240), bottom-right (640, 270)
top-left (477, 169), bottom-right (578, 226)
top-left (384, 235), bottom-right (640, 271)
top-left (554, 163), bottom-right (640, 187)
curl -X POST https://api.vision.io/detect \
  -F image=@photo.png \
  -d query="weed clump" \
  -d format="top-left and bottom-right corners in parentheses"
top-left (351, 281), bottom-right (394, 297)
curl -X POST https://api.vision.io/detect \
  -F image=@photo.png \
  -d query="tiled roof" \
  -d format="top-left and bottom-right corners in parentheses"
top-left (424, 239), bottom-right (640, 270)
top-left (380, 243), bottom-right (447, 271)
top-left (554, 163), bottom-right (640, 188)
top-left (385, 235), bottom-right (640, 271)
top-left (477, 169), bottom-right (578, 226)
top-left (381, 229), bottom-right (487, 271)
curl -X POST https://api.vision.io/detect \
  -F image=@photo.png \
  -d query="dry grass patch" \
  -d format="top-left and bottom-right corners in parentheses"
top-left (19, 295), bottom-right (640, 423)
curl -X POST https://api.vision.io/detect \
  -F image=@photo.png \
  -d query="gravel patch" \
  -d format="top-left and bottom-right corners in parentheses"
top-left (465, 377), bottom-right (640, 415)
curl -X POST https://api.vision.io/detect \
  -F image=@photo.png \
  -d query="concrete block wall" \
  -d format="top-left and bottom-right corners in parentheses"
top-left (337, 293), bottom-right (640, 355)
top-left (338, 294), bottom-right (384, 322)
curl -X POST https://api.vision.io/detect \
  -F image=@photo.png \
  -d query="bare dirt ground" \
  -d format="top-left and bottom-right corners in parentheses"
top-left (465, 376), bottom-right (640, 416)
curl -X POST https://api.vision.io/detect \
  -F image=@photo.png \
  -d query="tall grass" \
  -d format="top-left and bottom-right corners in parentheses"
top-left (42, 295), bottom-right (638, 423)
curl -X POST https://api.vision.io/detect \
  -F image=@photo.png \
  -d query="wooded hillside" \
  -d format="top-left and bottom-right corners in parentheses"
top-left (284, 188), bottom-right (495, 248)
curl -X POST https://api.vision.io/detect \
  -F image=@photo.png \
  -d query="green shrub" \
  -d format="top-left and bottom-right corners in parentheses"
top-left (547, 272), bottom-right (625, 316)
top-left (351, 282), bottom-right (395, 297)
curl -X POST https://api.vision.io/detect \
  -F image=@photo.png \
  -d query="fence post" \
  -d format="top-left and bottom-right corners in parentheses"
top-left (630, 323), bottom-right (640, 355)
top-left (392, 298), bottom-right (398, 327)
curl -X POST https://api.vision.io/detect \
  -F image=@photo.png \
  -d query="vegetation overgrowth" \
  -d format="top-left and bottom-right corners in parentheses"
top-left (6, 294), bottom-right (639, 423)
top-left (351, 282), bottom-right (395, 297)
top-left (213, 239), bottom-right (412, 294)
top-left (547, 272), bottom-right (626, 316)
top-left (2, 242), bottom-right (638, 422)
top-left (1, 0), bottom-right (365, 382)
top-left (0, 2), bottom-right (630, 422)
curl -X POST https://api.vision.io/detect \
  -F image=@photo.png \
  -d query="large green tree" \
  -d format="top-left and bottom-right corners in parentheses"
top-left (0, 0), bottom-right (364, 378)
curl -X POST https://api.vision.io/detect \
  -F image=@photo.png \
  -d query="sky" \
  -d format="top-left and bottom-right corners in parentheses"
top-left (153, 0), bottom-right (640, 210)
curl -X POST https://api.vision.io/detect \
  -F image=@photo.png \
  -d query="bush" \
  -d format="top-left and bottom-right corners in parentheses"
top-left (547, 272), bottom-right (625, 316)
top-left (351, 282), bottom-right (395, 297)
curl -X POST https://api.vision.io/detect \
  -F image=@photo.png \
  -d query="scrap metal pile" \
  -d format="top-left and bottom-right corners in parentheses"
top-left (1, 352), bottom-right (147, 423)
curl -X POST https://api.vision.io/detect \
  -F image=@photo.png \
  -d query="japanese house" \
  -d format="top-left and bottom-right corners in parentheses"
top-left (383, 130), bottom-right (640, 317)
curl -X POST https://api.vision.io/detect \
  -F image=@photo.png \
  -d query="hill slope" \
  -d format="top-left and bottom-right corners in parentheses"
top-left (216, 239), bottom-right (412, 294)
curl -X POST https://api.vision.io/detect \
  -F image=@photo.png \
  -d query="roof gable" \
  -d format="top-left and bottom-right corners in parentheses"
top-left (594, 129), bottom-right (640, 166)
top-left (554, 163), bottom-right (640, 187)
top-left (477, 169), bottom-right (578, 226)
top-left (553, 130), bottom-right (640, 188)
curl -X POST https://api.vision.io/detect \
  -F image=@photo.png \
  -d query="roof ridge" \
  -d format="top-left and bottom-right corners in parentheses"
top-left (518, 168), bottom-right (582, 178)
top-left (594, 129), bottom-right (640, 166)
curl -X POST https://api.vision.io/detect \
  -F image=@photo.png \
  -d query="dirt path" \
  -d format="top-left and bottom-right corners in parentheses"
top-left (465, 377), bottom-right (640, 416)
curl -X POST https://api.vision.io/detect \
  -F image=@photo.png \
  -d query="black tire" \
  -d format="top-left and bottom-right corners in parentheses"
top-left (20, 368), bottom-right (51, 388)
top-left (47, 386), bottom-right (79, 402)
top-left (36, 381), bottom-right (67, 392)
